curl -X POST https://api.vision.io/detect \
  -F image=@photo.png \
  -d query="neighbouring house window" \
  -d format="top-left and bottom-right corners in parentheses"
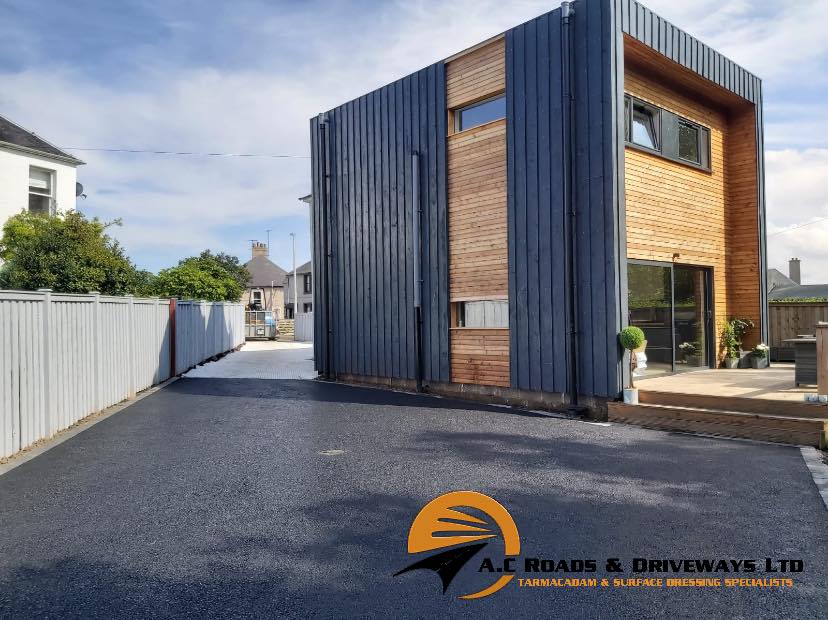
top-left (455, 95), bottom-right (506, 132)
top-left (624, 94), bottom-right (711, 172)
top-left (303, 302), bottom-right (313, 313)
top-left (453, 300), bottom-right (508, 328)
top-left (303, 273), bottom-right (312, 294)
top-left (28, 167), bottom-right (54, 215)
top-left (631, 99), bottom-right (660, 150)
top-left (251, 290), bottom-right (263, 306)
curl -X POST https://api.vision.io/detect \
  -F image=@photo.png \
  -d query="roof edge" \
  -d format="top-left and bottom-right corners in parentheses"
top-left (0, 140), bottom-right (85, 166)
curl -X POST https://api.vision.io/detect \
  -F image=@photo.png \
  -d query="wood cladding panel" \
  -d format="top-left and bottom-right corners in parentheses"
top-left (446, 40), bottom-right (509, 388)
top-left (726, 105), bottom-right (761, 348)
top-left (448, 120), bottom-right (508, 301)
top-left (450, 328), bottom-right (510, 387)
top-left (446, 38), bottom-right (505, 109)
top-left (624, 57), bottom-right (761, 363)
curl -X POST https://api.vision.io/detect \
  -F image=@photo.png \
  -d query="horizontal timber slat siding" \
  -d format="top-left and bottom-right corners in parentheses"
top-left (446, 38), bottom-right (505, 109)
top-left (310, 63), bottom-right (450, 383)
top-left (450, 328), bottom-right (510, 386)
top-left (447, 121), bottom-right (507, 300)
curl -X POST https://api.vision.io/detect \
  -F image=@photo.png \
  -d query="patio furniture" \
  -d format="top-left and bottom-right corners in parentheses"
top-left (783, 337), bottom-right (817, 386)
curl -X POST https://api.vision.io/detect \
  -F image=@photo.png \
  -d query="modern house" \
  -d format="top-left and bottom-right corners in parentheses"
top-left (309, 0), bottom-right (766, 412)
top-left (242, 241), bottom-right (287, 316)
top-left (0, 114), bottom-right (84, 225)
top-left (284, 260), bottom-right (313, 318)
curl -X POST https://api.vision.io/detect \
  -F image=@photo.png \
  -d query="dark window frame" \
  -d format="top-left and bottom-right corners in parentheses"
top-left (623, 94), bottom-right (711, 173)
top-left (303, 273), bottom-right (312, 294)
top-left (454, 94), bottom-right (506, 133)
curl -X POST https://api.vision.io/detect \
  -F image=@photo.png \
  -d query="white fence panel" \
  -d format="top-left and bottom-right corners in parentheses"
top-left (0, 290), bottom-right (244, 460)
top-left (295, 312), bottom-right (314, 342)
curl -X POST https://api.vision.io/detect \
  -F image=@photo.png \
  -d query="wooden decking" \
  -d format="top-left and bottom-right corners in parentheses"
top-left (609, 366), bottom-right (828, 447)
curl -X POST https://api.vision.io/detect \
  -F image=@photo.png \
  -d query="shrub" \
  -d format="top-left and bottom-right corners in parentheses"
top-left (619, 326), bottom-right (645, 351)
top-left (619, 326), bottom-right (646, 389)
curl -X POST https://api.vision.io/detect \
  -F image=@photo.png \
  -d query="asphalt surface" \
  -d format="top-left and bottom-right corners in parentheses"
top-left (0, 377), bottom-right (826, 618)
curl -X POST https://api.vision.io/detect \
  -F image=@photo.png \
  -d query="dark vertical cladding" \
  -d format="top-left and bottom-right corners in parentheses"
top-left (506, 0), bottom-right (624, 399)
top-left (506, 10), bottom-right (568, 395)
top-left (572, 0), bottom-right (625, 397)
top-left (621, 0), bottom-right (761, 104)
top-left (309, 64), bottom-right (450, 383)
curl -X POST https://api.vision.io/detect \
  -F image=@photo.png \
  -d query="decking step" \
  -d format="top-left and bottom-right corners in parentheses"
top-left (608, 401), bottom-right (828, 448)
top-left (639, 389), bottom-right (828, 419)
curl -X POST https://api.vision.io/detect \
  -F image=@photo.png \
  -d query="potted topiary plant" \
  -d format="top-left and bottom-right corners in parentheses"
top-left (750, 343), bottom-right (769, 369)
top-left (619, 326), bottom-right (646, 404)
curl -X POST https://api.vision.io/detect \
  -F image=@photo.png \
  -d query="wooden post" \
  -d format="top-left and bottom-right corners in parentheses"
top-left (817, 323), bottom-right (828, 396)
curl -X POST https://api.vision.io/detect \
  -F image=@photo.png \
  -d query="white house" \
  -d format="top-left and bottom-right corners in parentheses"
top-left (0, 114), bottom-right (84, 225)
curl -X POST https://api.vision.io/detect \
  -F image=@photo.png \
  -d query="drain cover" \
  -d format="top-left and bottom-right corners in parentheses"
top-left (318, 449), bottom-right (345, 456)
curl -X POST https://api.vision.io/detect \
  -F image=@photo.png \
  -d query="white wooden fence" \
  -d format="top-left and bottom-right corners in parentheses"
top-left (294, 312), bottom-right (314, 342)
top-left (0, 290), bottom-right (244, 459)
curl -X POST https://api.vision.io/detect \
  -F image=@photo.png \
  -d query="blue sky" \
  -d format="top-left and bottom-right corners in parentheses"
top-left (1, 0), bottom-right (827, 280)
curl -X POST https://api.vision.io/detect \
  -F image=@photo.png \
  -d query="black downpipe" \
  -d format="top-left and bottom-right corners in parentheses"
top-left (561, 2), bottom-right (582, 411)
top-left (319, 115), bottom-right (333, 380)
top-left (412, 152), bottom-right (424, 392)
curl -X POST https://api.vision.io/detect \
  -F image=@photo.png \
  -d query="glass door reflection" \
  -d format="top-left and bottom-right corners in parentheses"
top-left (627, 262), bottom-right (712, 377)
top-left (673, 266), bottom-right (710, 372)
top-left (628, 263), bottom-right (673, 377)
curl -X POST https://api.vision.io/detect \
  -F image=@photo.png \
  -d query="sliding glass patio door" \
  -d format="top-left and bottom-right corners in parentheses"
top-left (628, 261), bottom-right (712, 377)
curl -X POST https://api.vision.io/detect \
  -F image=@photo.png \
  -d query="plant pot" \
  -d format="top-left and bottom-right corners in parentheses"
top-left (724, 358), bottom-right (739, 369)
top-left (683, 355), bottom-right (699, 367)
top-left (623, 388), bottom-right (639, 405)
top-left (750, 356), bottom-right (768, 369)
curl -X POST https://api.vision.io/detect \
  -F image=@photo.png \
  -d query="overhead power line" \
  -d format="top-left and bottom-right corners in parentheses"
top-left (61, 147), bottom-right (309, 159)
top-left (769, 216), bottom-right (828, 237)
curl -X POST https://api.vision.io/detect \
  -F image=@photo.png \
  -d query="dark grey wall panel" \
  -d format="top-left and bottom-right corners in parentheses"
top-left (506, 10), bottom-right (569, 395)
top-left (572, 0), bottom-right (625, 398)
top-left (310, 64), bottom-right (450, 383)
top-left (506, 0), bottom-right (624, 399)
top-left (620, 0), bottom-right (761, 104)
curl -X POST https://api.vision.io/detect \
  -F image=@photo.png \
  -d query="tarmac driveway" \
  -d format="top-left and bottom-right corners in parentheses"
top-left (0, 377), bottom-right (825, 618)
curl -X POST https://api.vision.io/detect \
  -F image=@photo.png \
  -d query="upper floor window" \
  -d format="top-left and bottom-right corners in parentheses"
top-left (28, 167), bottom-right (54, 215)
top-left (455, 95), bottom-right (505, 132)
top-left (624, 94), bottom-right (711, 171)
top-left (303, 273), bottom-right (312, 294)
top-left (678, 119), bottom-right (701, 165)
top-left (630, 99), bottom-right (660, 150)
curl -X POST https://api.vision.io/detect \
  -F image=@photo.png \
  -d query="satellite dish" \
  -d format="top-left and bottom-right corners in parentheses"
top-left (75, 182), bottom-right (87, 199)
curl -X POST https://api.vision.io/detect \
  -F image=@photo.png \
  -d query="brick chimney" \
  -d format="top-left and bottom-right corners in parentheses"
top-left (252, 241), bottom-right (268, 259)
top-left (789, 257), bottom-right (801, 285)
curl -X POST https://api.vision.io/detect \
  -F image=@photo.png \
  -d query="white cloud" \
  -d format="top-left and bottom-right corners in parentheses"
top-left (1, 0), bottom-right (827, 284)
top-left (765, 149), bottom-right (828, 283)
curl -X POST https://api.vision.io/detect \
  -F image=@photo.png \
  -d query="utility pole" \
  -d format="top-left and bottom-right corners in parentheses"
top-left (266, 229), bottom-right (272, 254)
top-left (290, 232), bottom-right (297, 317)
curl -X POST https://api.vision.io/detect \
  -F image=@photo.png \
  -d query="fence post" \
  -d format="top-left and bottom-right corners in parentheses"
top-left (817, 323), bottom-right (828, 397)
top-left (90, 292), bottom-right (101, 411)
top-left (169, 298), bottom-right (177, 376)
top-left (154, 297), bottom-right (161, 384)
top-left (127, 295), bottom-right (136, 398)
top-left (38, 289), bottom-right (52, 437)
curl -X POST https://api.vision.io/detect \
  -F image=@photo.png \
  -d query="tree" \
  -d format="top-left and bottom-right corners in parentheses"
top-left (0, 211), bottom-right (143, 295)
top-left (198, 250), bottom-right (250, 290)
top-left (153, 252), bottom-right (245, 301)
